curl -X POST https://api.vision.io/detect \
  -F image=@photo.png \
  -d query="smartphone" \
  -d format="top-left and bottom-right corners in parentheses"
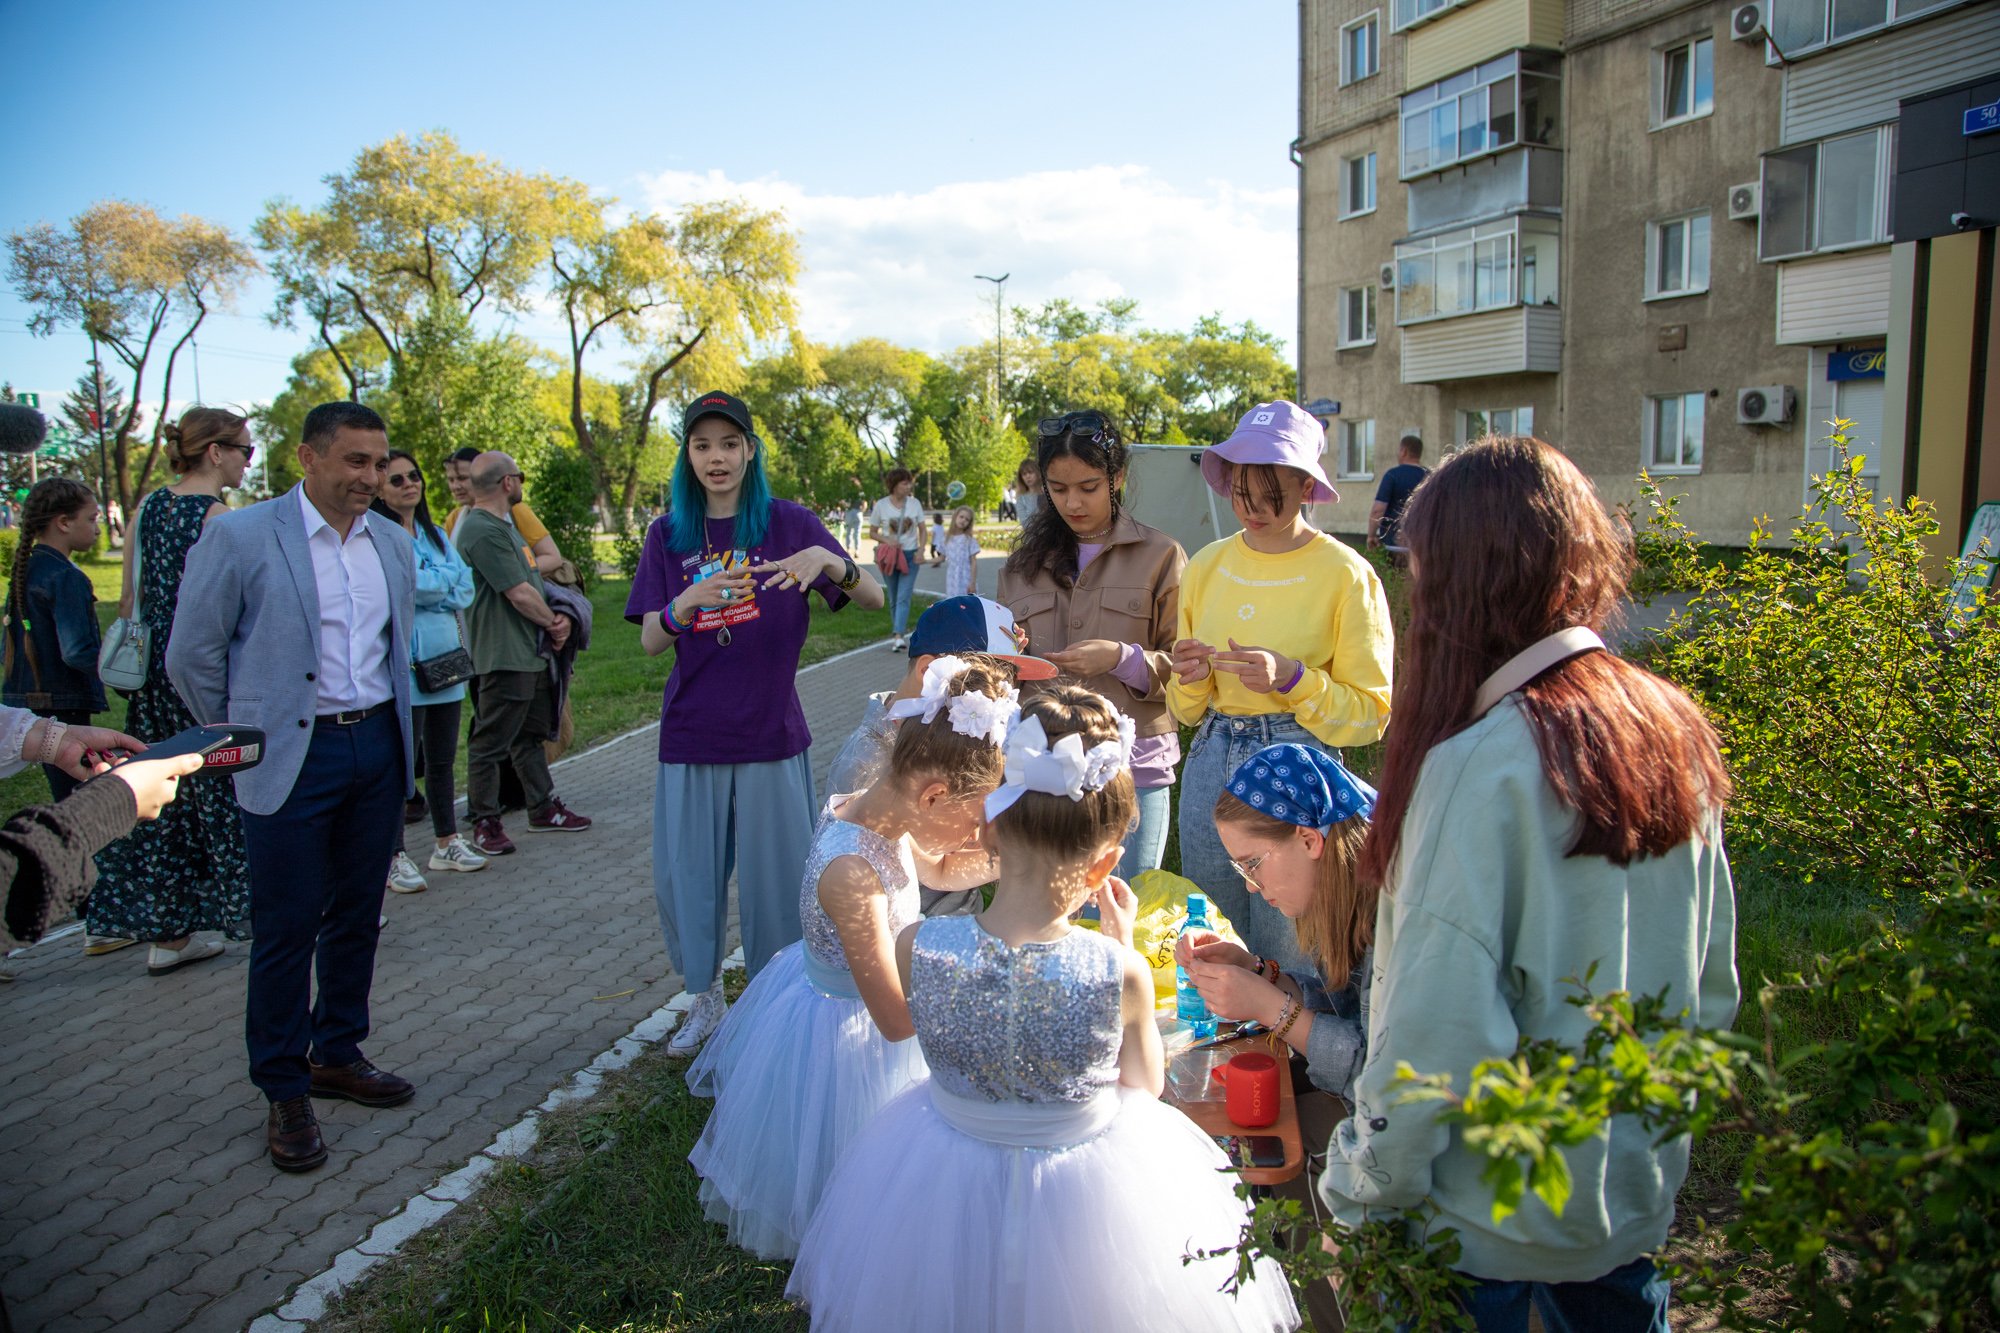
top-left (123, 724), bottom-right (267, 773)
top-left (1214, 1134), bottom-right (1288, 1169)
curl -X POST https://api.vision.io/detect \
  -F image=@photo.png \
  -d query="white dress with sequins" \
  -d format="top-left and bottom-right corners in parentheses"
top-left (788, 916), bottom-right (1300, 1332)
top-left (685, 797), bottom-right (929, 1260)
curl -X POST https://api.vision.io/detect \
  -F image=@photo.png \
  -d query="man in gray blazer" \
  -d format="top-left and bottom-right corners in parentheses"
top-left (169, 401), bottom-right (418, 1172)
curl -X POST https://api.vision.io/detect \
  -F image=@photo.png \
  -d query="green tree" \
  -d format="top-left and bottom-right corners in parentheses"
top-left (1153, 314), bottom-right (1295, 444)
top-left (8, 201), bottom-right (258, 511)
top-left (251, 334), bottom-right (389, 499)
top-left (257, 131), bottom-right (591, 399)
top-left (899, 415), bottom-right (949, 507)
top-left (816, 338), bottom-right (931, 482)
top-left (527, 443), bottom-right (600, 591)
top-left (549, 197), bottom-right (800, 524)
top-left (738, 344), bottom-right (864, 507)
top-left (947, 412), bottom-right (1028, 514)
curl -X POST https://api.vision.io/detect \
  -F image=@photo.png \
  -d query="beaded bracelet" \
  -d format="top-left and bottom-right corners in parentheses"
top-left (1258, 955), bottom-right (1282, 983)
top-left (661, 600), bottom-right (690, 635)
top-left (1272, 994), bottom-right (1304, 1041)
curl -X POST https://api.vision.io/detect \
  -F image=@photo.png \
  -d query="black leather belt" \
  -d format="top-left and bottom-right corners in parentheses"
top-left (316, 699), bottom-right (392, 727)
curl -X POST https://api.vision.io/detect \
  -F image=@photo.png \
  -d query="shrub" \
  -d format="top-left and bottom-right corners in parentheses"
top-left (0, 528), bottom-right (17, 576)
top-left (530, 445), bottom-right (599, 592)
top-left (1638, 428), bottom-right (1998, 899)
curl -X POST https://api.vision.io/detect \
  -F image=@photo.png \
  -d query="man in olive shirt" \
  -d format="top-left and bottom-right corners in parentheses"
top-left (456, 451), bottom-right (592, 855)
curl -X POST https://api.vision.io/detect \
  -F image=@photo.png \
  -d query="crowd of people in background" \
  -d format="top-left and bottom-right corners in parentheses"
top-left (0, 388), bottom-right (1738, 1331)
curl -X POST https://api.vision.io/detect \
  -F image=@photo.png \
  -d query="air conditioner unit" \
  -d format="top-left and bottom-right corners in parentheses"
top-left (1378, 263), bottom-right (1397, 291)
top-left (1728, 182), bottom-right (1762, 221)
top-left (1730, 1), bottom-right (1765, 40)
top-left (1737, 385), bottom-right (1795, 426)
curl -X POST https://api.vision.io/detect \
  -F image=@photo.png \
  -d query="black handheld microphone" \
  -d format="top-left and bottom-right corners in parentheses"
top-left (0, 403), bottom-right (48, 456)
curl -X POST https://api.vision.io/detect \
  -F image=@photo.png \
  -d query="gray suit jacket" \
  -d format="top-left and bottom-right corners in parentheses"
top-left (167, 485), bottom-right (416, 816)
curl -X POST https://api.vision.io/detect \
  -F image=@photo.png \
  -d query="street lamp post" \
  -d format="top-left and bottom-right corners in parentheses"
top-left (974, 273), bottom-right (1008, 416)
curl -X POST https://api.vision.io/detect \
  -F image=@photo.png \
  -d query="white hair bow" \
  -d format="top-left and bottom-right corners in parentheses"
top-left (885, 655), bottom-right (1020, 746)
top-left (983, 708), bottom-right (1137, 822)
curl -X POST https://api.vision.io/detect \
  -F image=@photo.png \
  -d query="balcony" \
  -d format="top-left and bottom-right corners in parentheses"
top-left (1400, 51), bottom-right (1561, 182)
top-left (1401, 306), bottom-right (1562, 383)
top-left (1407, 146), bottom-right (1562, 234)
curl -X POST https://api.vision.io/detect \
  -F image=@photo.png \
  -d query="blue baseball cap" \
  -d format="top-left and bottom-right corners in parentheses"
top-left (908, 596), bottom-right (1059, 680)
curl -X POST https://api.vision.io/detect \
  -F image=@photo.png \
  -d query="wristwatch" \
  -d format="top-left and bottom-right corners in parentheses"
top-left (837, 556), bottom-right (862, 591)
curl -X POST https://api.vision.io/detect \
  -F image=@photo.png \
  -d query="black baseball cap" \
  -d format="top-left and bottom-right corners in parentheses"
top-left (684, 391), bottom-right (753, 436)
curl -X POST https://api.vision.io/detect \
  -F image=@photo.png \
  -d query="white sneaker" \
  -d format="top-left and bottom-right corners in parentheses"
top-left (147, 937), bottom-right (224, 976)
top-left (428, 837), bottom-right (489, 873)
top-left (667, 984), bottom-right (728, 1056)
top-left (387, 851), bottom-right (428, 894)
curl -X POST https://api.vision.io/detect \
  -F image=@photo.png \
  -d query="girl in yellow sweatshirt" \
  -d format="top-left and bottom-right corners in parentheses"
top-left (1168, 401), bottom-right (1394, 974)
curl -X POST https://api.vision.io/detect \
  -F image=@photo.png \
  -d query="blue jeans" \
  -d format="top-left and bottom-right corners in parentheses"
top-left (1176, 711), bottom-right (1331, 977)
top-left (1116, 782), bottom-right (1172, 881)
top-left (884, 557), bottom-right (919, 636)
top-left (1457, 1257), bottom-right (1671, 1332)
top-left (239, 709), bottom-right (403, 1100)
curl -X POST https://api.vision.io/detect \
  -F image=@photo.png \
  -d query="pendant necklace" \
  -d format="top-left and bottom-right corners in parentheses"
top-left (704, 518), bottom-right (737, 647)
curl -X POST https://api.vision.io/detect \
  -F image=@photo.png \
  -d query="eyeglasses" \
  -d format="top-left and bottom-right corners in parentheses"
top-left (386, 472), bottom-right (421, 487)
top-left (1227, 852), bottom-right (1269, 889)
top-left (1037, 411), bottom-right (1112, 444)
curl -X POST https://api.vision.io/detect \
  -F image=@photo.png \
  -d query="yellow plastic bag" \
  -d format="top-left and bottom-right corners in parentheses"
top-left (1128, 869), bottom-right (1246, 1010)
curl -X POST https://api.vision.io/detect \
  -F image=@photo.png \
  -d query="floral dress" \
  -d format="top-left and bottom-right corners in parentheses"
top-left (89, 489), bottom-right (252, 941)
top-left (942, 532), bottom-right (979, 598)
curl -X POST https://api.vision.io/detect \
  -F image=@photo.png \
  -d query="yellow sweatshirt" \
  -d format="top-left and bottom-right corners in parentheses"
top-left (1166, 531), bottom-right (1394, 748)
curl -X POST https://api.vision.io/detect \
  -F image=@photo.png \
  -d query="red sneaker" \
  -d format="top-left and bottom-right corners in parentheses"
top-left (471, 816), bottom-right (516, 856)
top-left (528, 797), bottom-right (592, 832)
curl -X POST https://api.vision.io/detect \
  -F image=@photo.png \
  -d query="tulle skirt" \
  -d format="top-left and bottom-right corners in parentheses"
top-left (685, 942), bottom-right (929, 1260)
top-left (787, 1083), bottom-right (1301, 1332)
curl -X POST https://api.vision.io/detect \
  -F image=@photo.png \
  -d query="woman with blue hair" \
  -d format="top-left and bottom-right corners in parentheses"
top-left (627, 391), bottom-right (885, 1055)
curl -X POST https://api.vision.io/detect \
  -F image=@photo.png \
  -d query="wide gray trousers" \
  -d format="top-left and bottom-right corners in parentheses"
top-left (652, 752), bottom-right (817, 994)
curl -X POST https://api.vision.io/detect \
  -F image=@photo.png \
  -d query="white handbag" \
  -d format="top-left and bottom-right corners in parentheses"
top-left (97, 495), bottom-right (149, 693)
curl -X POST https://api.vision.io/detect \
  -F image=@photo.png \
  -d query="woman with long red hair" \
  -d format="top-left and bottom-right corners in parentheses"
top-left (1317, 436), bottom-right (1739, 1330)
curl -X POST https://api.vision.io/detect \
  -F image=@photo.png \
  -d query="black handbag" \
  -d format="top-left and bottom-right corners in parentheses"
top-left (414, 612), bottom-right (475, 694)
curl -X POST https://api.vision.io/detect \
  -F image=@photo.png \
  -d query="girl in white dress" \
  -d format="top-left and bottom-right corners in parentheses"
top-left (788, 684), bottom-right (1300, 1332)
top-left (941, 505), bottom-right (979, 598)
top-left (686, 655), bottom-right (1018, 1259)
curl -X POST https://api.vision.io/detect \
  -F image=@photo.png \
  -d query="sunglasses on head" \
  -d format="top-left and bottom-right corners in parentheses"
top-left (1037, 412), bottom-right (1112, 444)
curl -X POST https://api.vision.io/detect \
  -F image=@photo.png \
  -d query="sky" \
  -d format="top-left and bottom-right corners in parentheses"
top-left (0, 0), bottom-right (1300, 415)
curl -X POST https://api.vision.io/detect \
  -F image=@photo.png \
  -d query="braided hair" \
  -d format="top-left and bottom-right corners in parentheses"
top-left (5, 477), bottom-right (96, 672)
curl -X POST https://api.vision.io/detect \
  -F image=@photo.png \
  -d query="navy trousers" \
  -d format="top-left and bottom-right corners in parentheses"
top-left (240, 709), bottom-right (404, 1101)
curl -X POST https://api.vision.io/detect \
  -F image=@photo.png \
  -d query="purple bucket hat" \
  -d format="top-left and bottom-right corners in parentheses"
top-left (1200, 400), bottom-right (1339, 504)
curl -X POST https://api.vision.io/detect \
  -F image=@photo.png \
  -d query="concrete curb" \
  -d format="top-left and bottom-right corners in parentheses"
top-left (244, 947), bottom-right (744, 1332)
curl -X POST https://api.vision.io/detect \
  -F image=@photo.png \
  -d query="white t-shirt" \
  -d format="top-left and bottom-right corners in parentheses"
top-left (871, 495), bottom-right (926, 551)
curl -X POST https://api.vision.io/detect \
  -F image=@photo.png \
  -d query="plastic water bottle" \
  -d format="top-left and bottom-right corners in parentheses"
top-left (1176, 893), bottom-right (1217, 1040)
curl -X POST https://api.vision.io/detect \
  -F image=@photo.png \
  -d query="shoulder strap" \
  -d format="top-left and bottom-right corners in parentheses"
top-left (1472, 627), bottom-right (1605, 718)
top-left (127, 492), bottom-right (148, 620)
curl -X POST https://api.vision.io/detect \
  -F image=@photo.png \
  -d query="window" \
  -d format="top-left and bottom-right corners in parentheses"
top-left (1400, 52), bottom-right (1561, 179)
top-left (1342, 13), bottom-right (1380, 85)
top-left (1646, 213), bottom-right (1711, 298)
top-left (1339, 285), bottom-right (1377, 347)
top-left (1395, 217), bottom-right (1560, 324)
top-left (1392, 0), bottom-right (1466, 31)
top-left (1341, 152), bottom-right (1377, 218)
top-left (1457, 406), bottom-right (1534, 443)
top-left (1339, 420), bottom-right (1376, 479)
top-left (1767, 0), bottom-right (1962, 56)
top-left (1759, 126), bottom-right (1894, 261)
top-left (1646, 393), bottom-right (1706, 472)
top-left (1657, 36), bottom-right (1714, 126)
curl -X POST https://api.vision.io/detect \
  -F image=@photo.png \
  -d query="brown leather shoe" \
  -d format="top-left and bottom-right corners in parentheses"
top-left (267, 1095), bottom-right (327, 1172)
top-left (309, 1056), bottom-right (416, 1108)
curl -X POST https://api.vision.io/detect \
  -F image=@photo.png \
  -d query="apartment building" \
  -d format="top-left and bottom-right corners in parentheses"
top-left (1296, 0), bottom-right (2000, 549)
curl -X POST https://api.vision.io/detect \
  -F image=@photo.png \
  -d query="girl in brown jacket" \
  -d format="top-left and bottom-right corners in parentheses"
top-left (998, 411), bottom-right (1187, 877)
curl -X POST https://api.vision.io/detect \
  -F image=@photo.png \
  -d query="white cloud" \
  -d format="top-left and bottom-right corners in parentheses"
top-left (633, 165), bottom-right (1297, 356)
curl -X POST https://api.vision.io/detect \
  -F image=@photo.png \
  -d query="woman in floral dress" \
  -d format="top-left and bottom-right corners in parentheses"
top-left (90, 408), bottom-right (255, 975)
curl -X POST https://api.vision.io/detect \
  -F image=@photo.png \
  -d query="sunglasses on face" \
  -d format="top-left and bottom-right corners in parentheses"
top-left (386, 472), bottom-right (420, 487)
top-left (1227, 852), bottom-right (1269, 889)
top-left (1037, 412), bottom-right (1112, 444)
top-left (220, 442), bottom-right (256, 461)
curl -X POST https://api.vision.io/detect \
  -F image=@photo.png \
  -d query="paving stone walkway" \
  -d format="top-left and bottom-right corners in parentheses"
top-left (0, 639), bottom-right (902, 1333)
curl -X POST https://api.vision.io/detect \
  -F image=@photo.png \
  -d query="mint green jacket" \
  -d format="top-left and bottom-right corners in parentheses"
top-left (1317, 697), bottom-right (1739, 1283)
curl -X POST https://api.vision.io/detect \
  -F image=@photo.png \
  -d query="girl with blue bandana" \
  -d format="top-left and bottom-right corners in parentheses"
top-left (1175, 743), bottom-right (1376, 1101)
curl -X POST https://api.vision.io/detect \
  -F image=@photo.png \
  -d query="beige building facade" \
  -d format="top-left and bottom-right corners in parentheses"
top-left (1297, 0), bottom-right (2000, 548)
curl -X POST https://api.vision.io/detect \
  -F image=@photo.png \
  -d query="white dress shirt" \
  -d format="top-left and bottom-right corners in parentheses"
top-left (297, 486), bottom-right (395, 713)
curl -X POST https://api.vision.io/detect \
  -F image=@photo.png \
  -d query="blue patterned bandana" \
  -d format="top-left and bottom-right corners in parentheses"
top-left (1225, 744), bottom-right (1375, 830)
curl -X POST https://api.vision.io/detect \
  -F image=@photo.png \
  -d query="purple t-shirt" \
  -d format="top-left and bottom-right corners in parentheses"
top-left (625, 500), bottom-right (849, 765)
